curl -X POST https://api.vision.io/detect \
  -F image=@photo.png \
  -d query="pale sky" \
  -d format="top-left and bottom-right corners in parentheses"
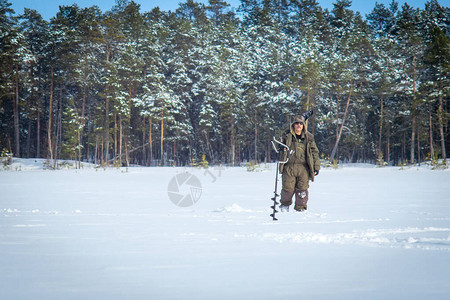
top-left (10, 0), bottom-right (433, 21)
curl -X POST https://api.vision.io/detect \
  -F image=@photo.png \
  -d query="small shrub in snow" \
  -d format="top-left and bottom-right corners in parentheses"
top-left (430, 155), bottom-right (448, 170)
top-left (246, 160), bottom-right (264, 172)
top-left (58, 161), bottom-right (74, 169)
top-left (1, 148), bottom-right (13, 170)
top-left (191, 154), bottom-right (209, 169)
top-left (198, 154), bottom-right (209, 169)
top-left (43, 159), bottom-right (55, 170)
top-left (376, 153), bottom-right (388, 167)
top-left (320, 153), bottom-right (339, 169)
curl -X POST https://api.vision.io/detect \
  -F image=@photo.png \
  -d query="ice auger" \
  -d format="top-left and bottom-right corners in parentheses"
top-left (270, 137), bottom-right (292, 221)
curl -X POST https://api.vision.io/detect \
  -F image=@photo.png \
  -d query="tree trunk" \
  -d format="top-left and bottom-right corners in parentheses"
top-left (77, 124), bottom-right (82, 169)
top-left (142, 117), bottom-right (146, 165)
top-left (13, 63), bottom-right (20, 157)
top-left (119, 115), bottom-right (123, 167)
top-left (53, 87), bottom-right (62, 165)
top-left (231, 115), bottom-right (236, 166)
top-left (149, 116), bottom-right (153, 165)
top-left (104, 47), bottom-right (111, 164)
top-left (429, 104), bottom-right (434, 160)
top-left (417, 128), bottom-right (421, 165)
top-left (387, 123), bottom-right (391, 165)
top-left (254, 109), bottom-right (257, 161)
top-left (114, 112), bottom-right (117, 165)
top-left (174, 129), bottom-right (178, 166)
top-left (204, 130), bottom-right (214, 164)
top-left (160, 109), bottom-right (164, 166)
top-left (410, 55), bottom-right (417, 164)
top-left (100, 136), bottom-right (104, 165)
top-left (57, 87), bottom-right (63, 160)
top-left (335, 93), bottom-right (339, 150)
top-left (411, 116), bottom-right (416, 164)
top-left (437, 80), bottom-right (446, 164)
top-left (402, 130), bottom-right (406, 164)
top-left (37, 111), bottom-right (40, 158)
top-left (82, 56), bottom-right (87, 120)
top-left (307, 79), bottom-right (311, 111)
top-left (336, 82), bottom-right (340, 149)
top-left (307, 79), bottom-right (314, 134)
top-left (378, 94), bottom-right (383, 158)
top-left (27, 60), bottom-right (36, 158)
top-left (95, 136), bottom-right (98, 165)
top-left (173, 134), bottom-right (177, 166)
top-left (330, 88), bottom-right (352, 162)
top-left (26, 120), bottom-right (31, 158)
top-left (104, 94), bottom-right (110, 164)
top-left (48, 64), bottom-right (54, 166)
top-left (126, 89), bottom-right (132, 167)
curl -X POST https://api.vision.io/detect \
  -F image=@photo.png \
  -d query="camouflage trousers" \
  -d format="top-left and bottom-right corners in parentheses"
top-left (280, 163), bottom-right (310, 210)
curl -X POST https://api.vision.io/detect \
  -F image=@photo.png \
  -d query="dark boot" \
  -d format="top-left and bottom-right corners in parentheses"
top-left (294, 189), bottom-right (308, 212)
top-left (294, 205), bottom-right (307, 212)
top-left (280, 189), bottom-right (294, 206)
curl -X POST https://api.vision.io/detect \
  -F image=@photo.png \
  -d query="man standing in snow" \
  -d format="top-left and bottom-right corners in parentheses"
top-left (279, 115), bottom-right (320, 212)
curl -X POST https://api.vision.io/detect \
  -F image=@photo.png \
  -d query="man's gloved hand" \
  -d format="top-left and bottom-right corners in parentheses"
top-left (314, 170), bottom-right (319, 176)
top-left (278, 145), bottom-right (287, 152)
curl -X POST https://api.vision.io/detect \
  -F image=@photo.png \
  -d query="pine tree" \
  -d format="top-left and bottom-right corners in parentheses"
top-left (1, 0), bottom-right (448, 166)
top-left (397, 3), bottom-right (424, 164)
top-left (61, 98), bottom-right (84, 168)
top-left (327, 0), bottom-right (358, 162)
top-left (0, 0), bottom-right (20, 157)
top-left (422, 0), bottom-right (449, 164)
top-left (19, 9), bottom-right (49, 158)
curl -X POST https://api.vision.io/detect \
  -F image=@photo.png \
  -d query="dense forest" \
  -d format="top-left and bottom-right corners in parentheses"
top-left (0, 0), bottom-right (448, 167)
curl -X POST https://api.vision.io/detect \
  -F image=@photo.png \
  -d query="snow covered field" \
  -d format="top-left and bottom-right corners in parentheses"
top-left (1, 160), bottom-right (450, 299)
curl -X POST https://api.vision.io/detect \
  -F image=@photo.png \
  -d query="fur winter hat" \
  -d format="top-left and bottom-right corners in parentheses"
top-left (290, 115), bottom-right (308, 136)
top-left (291, 116), bottom-right (305, 126)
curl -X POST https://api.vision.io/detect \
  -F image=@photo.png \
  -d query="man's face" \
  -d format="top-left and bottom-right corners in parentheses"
top-left (294, 122), bottom-right (303, 135)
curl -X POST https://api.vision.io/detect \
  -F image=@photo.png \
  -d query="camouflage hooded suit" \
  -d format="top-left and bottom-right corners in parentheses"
top-left (279, 116), bottom-right (320, 211)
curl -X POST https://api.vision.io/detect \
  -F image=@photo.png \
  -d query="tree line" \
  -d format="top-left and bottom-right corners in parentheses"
top-left (0, 0), bottom-right (448, 167)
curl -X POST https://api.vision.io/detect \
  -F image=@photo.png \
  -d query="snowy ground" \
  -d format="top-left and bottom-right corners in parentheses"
top-left (1, 159), bottom-right (450, 299)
